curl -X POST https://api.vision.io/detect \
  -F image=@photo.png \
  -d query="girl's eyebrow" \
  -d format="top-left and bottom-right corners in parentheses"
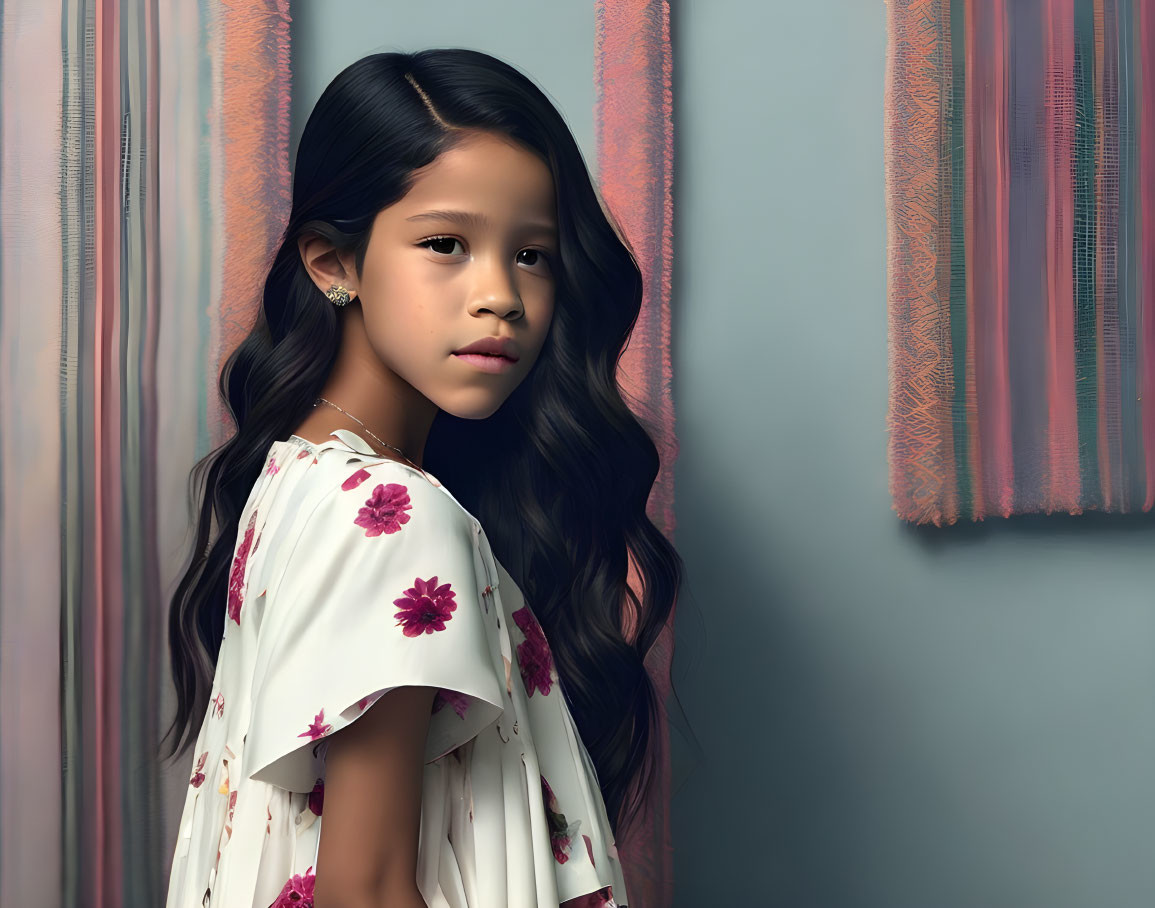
top-left (406, 208), bottom-right (557, 237)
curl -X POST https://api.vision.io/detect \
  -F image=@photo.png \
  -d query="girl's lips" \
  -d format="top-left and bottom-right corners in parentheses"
top-left (453, 352), bottom-right (516, 374)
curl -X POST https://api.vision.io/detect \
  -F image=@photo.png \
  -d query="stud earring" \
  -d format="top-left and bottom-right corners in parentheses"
top-left (326, 284), bottom-right (353, 307)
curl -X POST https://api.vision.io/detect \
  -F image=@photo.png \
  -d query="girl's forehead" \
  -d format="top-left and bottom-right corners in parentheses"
top-left (383, 144), bottom-right (557, 228)
top-left (405, 134), bottom-right (554, 199)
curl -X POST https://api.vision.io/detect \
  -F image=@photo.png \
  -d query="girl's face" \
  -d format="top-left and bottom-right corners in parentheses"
top-left (355, 130), bottom-right (558, 420)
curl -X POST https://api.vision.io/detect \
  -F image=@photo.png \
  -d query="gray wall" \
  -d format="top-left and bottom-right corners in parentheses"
top-left (292, 3), bottom-right (1155, 906)
top-left (288, 1), bottom-right (596, 182)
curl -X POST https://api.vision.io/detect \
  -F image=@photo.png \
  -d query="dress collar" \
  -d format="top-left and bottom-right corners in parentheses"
top-left (327, 428), bottom-right (378, 455)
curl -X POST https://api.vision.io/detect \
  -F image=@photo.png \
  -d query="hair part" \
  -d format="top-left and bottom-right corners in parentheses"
top-left (404, 71), bottom-right (456, 130)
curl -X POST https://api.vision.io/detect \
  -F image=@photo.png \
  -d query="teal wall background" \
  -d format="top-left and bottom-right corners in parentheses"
top-left (291, 2), bottom-right (1155, 906)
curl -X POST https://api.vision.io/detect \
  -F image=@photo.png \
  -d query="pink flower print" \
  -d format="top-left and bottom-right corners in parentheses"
top-left (341, 467), bottom-right (371, 491)
top-left (227, 789), bottom-right (238, 823)
top-left (298, 709), bottom-right (332, 742)
top-left (297, 449), bottom-right (311, 460)
top-left (513, 606), bottom-right (556, 697)
top-left (432, 688), bottom-right (471, 719)
top-left (265, 455), bottom-right (279, 475)
top-left (189, 751), bottom-right (208, 788)
top-left (393, 576), bottom-right (458, 637)
top-left (541, 774), bottom-right (582, 864)
top-left (211, 692), bottom-right (225, 718)
top-left (269, 865), bottom-right (315, 907)
top-left (354, 482), bottom-right (412, 537)
top-left (228, 510), bottom-right (259, 625)
top-left (266, 804), bottom-right (272, 836)
top-left (583, 833), bottom-right (595, 866)
top-left (308, 778), bottom-right (325, 816)
top-left (355, 692), bottom-right (382, 713)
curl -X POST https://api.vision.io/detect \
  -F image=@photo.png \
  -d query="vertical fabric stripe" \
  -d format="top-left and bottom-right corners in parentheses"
top-left (120, 1), bottom-right (165, 903)
top-left (59, 1), bottom-right (91, 903)
top-left (1095, 0), bottom-right (1124, 509)
top-left (884, 0), bottom-right (957, 525)
top-left (0, 5), bottom-right (66, 906)
top-left (1044, 0), bottom-right (1082, 511)
top-left (1074, 0), bottom-right (1101, 507)
top-left (950, 0), bottom-right (973, 520)
top-left (594, 0), bottom-right (677, 902)
top-left (1116, 0), bottom-right (1143, 508)
top-left (216, 3), bottom-right (294, 438)
top-left (970, 0), bottom-right (1015, 515)
top-left (1008, 0), bottom-right (1049, 512)
top-left (94, 2), bottom-right (124, 905)
top-left (964, 0), bottom-right (986, 519)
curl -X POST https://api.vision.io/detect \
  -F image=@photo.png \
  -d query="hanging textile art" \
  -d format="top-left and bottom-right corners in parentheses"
top-left (885, 0), bottom-right (1155, 525)
top-left (0, 1), bottom-right (295, 905)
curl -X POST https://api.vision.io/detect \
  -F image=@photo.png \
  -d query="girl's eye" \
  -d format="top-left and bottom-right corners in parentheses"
top-left (419, 236), bottom-right (465, 256)
top-left (516, 248), bottom-right (551, 271)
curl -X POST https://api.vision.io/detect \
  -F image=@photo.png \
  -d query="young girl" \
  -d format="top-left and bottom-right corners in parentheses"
top-left (162, 48), bottom-right (682, 908)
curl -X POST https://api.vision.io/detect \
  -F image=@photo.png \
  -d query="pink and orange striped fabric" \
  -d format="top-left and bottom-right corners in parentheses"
top-left (886, 0), bottom-right (1155, 525)
top-left (0, 2), bottom-right (294, 905)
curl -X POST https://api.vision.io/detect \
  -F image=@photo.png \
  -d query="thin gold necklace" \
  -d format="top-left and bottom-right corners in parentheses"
top-left (312, 397), bottom-right (427, 477)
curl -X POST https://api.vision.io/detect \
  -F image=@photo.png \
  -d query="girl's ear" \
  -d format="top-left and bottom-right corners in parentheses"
top-left (297, 231), bottom-right (360, 299)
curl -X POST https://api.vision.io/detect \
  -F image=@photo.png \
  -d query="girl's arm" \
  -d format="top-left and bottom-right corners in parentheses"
top-left (312, 684), bottom-right (438, 908)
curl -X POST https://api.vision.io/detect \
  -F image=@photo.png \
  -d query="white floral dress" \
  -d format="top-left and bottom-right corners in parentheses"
top-left (164, 429), bottom-right (629, 908)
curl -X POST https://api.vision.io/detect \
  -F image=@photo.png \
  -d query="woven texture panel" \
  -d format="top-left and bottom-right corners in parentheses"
top-left (886, 0), bottom-right (1155, 524)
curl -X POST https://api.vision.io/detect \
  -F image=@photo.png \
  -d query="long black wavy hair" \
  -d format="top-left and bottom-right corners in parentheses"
top-left (161, 47), bottom-right (686, 841)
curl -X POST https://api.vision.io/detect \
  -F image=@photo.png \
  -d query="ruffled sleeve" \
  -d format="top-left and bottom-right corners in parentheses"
top-left (244, 459), bottom-right (506, 793)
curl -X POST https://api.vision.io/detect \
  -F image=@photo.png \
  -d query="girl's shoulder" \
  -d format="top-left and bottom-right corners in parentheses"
top-left (285, 429), bottom-right (482, 540)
